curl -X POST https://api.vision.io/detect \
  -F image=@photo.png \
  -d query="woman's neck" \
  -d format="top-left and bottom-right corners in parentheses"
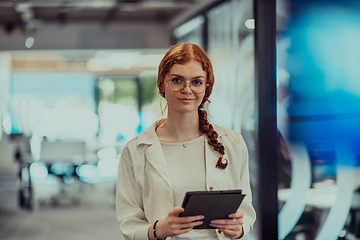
top-left (161, 110), bottom-right (200, 142)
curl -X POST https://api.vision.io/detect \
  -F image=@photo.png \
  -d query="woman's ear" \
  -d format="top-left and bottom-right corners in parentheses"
top-left (159, 83), bottom-right (165, 97)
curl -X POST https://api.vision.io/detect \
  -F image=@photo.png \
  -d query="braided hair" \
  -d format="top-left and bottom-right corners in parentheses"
top-left (157, 43), bottom-right (228, 169)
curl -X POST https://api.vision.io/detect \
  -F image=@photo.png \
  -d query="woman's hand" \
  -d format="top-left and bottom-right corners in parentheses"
top-left (149, 207), bottom-right (204, 239)
top-left (209, 211), bottom-right (244, 239)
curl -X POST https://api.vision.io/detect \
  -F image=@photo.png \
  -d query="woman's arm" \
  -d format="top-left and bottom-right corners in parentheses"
top-left (116, 145), bottom-right (204, 240)
top-left (116, 145), bottom-right (151, 240)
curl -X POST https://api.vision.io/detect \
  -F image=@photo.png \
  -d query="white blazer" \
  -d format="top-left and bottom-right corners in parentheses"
top-left (116, 122), bottom-right (256, 240)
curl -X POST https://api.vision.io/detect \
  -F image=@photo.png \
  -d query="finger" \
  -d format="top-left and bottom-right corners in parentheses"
top-left (210, 218), bottom-right (243, 226)
top-left (169, 207), bottom-right (185, 216)
top-left (211, 222), bottom-right (243, 229)
top-left (173, 226), bottom-right (196, 236)
top-left (178, 215), bottom-right (204, 224)
top-left (177, 220), bottom-right (204, 229)
top-left (210, 225), bottom-right (242, 237)
top-left (211, 211), bottom-right (244, 225)
top-left (228, 211), bottom-right (244, 219)
top-left (210, 222), bottom-right (241, 230)
top-left (209, 219), bottom-right (243, 232)
top-left (169, 208), bottom-right (204, 222)
top-left (221, 229), bottom-right (242, 239)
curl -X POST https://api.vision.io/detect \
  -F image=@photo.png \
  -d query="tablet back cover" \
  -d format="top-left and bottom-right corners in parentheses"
top-left (180, 190), bottom-right (245, 229)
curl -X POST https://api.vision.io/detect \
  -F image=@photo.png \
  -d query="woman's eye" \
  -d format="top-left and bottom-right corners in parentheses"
top-left (171, 78), bottom-right (183, 84)
top-left (192, 80), bottom-right (204, 86)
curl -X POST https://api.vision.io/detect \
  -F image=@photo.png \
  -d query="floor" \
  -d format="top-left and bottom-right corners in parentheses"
top-left (0, 181), bottom-right (125, 240)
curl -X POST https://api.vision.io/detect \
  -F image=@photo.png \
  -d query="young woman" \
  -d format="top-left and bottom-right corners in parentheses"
top-left (116, 43), bottom-right (256, 240)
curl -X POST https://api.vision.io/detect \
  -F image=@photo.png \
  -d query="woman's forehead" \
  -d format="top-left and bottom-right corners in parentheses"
top-left (168, 60), bottom-right (206, 78)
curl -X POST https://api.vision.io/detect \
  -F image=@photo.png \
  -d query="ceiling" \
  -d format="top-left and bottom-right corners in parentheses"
top-left (0, 0), bottom-right (211, 35)
top-left (0, 0), bottom-right (222, 76)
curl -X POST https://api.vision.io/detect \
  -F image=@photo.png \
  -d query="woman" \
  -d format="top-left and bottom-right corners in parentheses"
top-left (116, 43), bottom-right (256, 240)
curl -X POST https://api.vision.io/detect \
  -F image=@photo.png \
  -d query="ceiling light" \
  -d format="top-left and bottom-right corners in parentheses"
top-left (25, 37), bottom-right (34, 48)
top-left (245, 19), bottom-right (255, 29)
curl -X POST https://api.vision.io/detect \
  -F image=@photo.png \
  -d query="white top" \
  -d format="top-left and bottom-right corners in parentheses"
top-left (161, 135), bottom-right (218, 239)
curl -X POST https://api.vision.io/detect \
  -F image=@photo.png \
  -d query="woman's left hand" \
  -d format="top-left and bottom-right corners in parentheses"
top-left (209, 211), bottom-right (244, 239)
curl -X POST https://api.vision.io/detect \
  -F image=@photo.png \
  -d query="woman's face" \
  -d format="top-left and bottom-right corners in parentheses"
top-left (163, 60), bottom-right (207, 115)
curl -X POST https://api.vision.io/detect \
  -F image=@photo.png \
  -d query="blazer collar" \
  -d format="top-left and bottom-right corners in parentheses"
top-left (135, 121), bottom-right (229, 188)
top-left (135, 122), bottom-right (159, 147)
top-left (135, 121), bottom-right (228, 147)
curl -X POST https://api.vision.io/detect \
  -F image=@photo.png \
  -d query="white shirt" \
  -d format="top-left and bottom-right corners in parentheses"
top-left (161, 135), bottom-right (218, 239)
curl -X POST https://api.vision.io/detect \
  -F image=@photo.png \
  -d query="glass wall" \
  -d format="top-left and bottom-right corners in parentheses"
top-left (173, 15), bottom-right (205, 49)
top-left (277, 1), bottom-right (360, 239)
top-left (174, 0), bottom-right (360, 239)
top-left (206, 2), bottom-right (257, 239)
top-left (3, 51), bottom-right (161, 210)
top-left (174, 0), bottom-right (257, 239)
top-left (97, 72), bottom-right (160, 148)
top-left (10, 72), bottom-right (98, 160)
top-left (97, 76), bottom-right (139, 147)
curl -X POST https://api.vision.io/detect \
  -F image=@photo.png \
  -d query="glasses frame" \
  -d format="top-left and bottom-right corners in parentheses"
top-left (165, 79), bottom-right (209, 94)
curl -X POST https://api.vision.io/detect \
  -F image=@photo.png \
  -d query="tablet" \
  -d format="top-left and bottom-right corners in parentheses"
top-left (179, 190), bottom-right (245, 229)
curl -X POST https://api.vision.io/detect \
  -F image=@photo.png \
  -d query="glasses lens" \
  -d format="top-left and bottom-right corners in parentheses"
top-left (190, 79), bottom-right (206, 93)
top-left (167, 79), bottom-right (207, 94)
top-left (167, 78), bottom-right (184, 92)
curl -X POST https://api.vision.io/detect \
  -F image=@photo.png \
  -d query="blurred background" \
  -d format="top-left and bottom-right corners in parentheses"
top-left (0, 0), bottom-right (359, 240)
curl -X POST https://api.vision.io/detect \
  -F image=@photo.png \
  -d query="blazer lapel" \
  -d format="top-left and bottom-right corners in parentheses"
top-left (144, 140), bottom-right (172, 189)
top-left (136, 122), bottom-right (172, 189)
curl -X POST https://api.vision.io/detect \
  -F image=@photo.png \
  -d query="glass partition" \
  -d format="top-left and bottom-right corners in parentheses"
top-left (97, 72), bottom-right (160, 148)
top-left (206, 1), bottom-right (257, 239)
top-left (173, 15), bottom-right (205, 49)
top-left (277, 1), bottom-right (360, 239)
top-left (173, 0), bottom-right (257, 238)
top-left (97, 76), bottom-right (139, 147)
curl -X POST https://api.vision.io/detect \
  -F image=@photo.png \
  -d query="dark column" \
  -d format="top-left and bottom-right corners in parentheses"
top-left (254, 0), bottom-right (278, 239)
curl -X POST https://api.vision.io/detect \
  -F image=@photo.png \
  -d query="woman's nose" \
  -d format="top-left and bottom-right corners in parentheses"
top-left (181, 82), bottom-right (193, 93)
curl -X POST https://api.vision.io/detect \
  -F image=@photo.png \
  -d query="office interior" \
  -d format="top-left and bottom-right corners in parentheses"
top-left (0, 0), bottom-right (359, 239)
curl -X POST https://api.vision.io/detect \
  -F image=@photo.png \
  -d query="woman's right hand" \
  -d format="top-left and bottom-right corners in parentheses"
top-left (152, 207), bottom-right (204, 239)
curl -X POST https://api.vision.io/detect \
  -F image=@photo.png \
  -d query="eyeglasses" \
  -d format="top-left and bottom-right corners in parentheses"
top-left (166, 78), bottom-right (208, 94)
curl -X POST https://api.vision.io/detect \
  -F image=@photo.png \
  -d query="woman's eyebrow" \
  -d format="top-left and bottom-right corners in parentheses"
top-left (192, 76), bottom-right (206, 80)
top-left (169, 74), bottom-right (206, 79)
top-left (168, 74), bottom-right (184, 78)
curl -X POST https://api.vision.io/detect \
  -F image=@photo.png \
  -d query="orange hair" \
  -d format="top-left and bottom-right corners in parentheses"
top-left (157, 43), bottom-right (228, 169)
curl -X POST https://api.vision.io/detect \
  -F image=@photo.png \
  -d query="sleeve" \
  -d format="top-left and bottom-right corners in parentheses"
top-left (116, 144), bottom-right (151, 240)
top-left (237, 134), bottom-right (256, 239)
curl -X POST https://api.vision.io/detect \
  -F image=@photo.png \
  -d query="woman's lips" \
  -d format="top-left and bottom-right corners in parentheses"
top-left (178, 98), bottom-right (195, 103)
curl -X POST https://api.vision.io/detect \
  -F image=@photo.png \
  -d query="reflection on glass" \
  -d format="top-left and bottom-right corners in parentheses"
top-left (277, 1), bottom-right (360, 239)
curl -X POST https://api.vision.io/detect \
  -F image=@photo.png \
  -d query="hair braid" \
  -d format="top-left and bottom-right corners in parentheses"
top-left (198, 108), bottom-right (228, 169)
